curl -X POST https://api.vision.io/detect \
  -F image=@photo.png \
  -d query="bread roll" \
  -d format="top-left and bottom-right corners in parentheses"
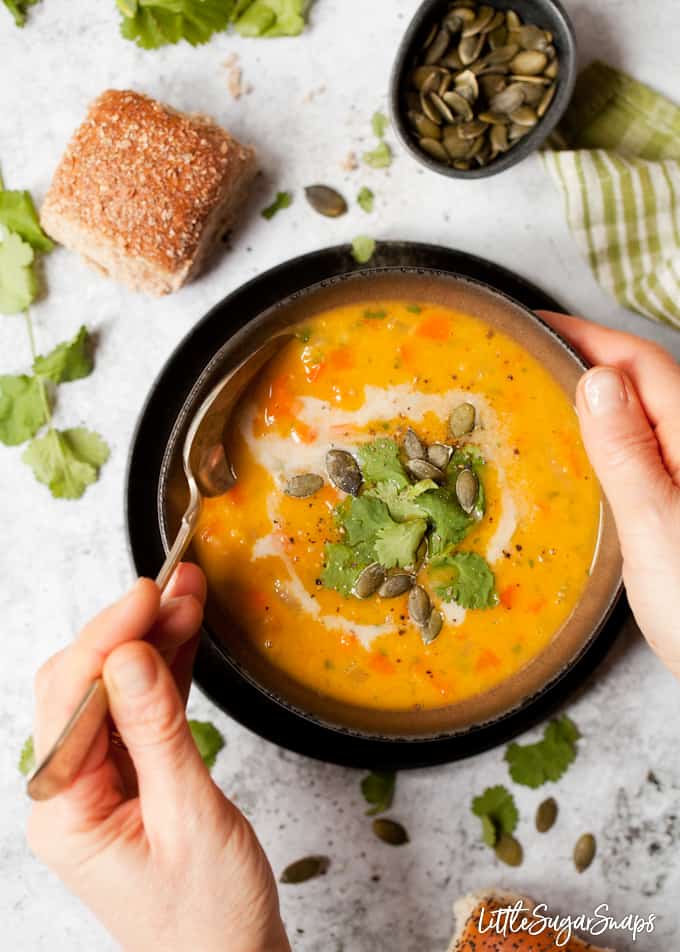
top-left (41, 90), bottom-right (257, 296)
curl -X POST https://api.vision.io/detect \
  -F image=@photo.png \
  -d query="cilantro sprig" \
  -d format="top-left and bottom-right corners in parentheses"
top-left (505, 715), bottom-right (581, 788)
top-left (471, 785), bottom-right (518, 847)
top-left (361, 770), bottom-right (395, 816)
top-left (188, 719), bottom-right (225, 769)
top-left (2, 0), bottom-right (41, 28)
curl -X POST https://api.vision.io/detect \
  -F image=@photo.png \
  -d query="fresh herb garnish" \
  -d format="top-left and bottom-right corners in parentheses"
top-left (2, 0), bottom-right (40, 27)
top-left (18, 735), bottom-right (35, 776)
top-left (471, 784), bottom-right (519, 847)
top-left (357, 187), bottom-right (375, 213)
top-left (362, 141), bottom-right (392, 169)
top-left (23, 427), bottom-right (110, 499)
top-left (363, 307), bottom-right (386, 320)
top-left (262, 190), bottom-right (293, 219)
top-left (0, 374), bottom-right (47, 446)
top-left (320, 540), bottom-right (374, 596)
top-left (188, 719), bottom-right (225, 769)
top-left (371, 111), bottom-right (389, 140)
top-left (0, 186), bottom-right (52, 251)
top-left (405, 304), bottom-right (422, 313)
top-left (361, 770), bottom-right (395, 816)
top-left (356, 438), bottom-right (409, 488)
top-left (431, 550), bottom-right (497, 609)
top-left (337, 493), bottom-right (393, 546)
top-left (351, 235), bottom-right (376, 264)
top-left (375, 517), bottom-right (426, 569)
top-left (33, 325), bottom-right (92, 384)
top-left (0, 231), bottom-right (37, 314)
top-left (505, 715), bottom-right (580, 788)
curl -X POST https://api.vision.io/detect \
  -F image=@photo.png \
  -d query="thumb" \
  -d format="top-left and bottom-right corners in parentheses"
top-left (103, 640), bottom-right (212, 834)
top-left (576, 366), bottom-right (671, 545)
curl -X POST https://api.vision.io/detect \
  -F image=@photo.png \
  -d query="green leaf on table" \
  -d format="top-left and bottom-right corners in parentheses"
top-left (232, 0), bottom-right (309, 37)
top-left (0, 374), bottom-right (47, 446)
top-left (22, 426), bottom-right (109, 499)
top-left (261, 190), bottom-right (293, 220)
top-left (351, 235), bottom-right (376, 264)
top-left (371, 111), bottom-right (389, 140)
top-left (357, 438), bottom-right (408, 489)
top-left (418, 489), bottom-right (472, 555)
top-left (505, 716), bottom-right (581, 788)
top-left (361, 770), bottom-right (395, 816)
top-left (33, 325), bottom-right (93, 384)
top-left (357, 187), bottom-right (374, 213)
top-left (0, 189), bottom-right (53, 252)
top-left (18, 735), bottom-right (35, 776)
top-left (2, 0), bottom-right (40, 27)
top-left (0, 230), bottom-right (37, 315)
top-left (118, 0), bottom-right (234, 48)
top-left (188, 719), bottom-right (225, 769)
top-left (431, 550), bottom-right (496, 609)
top-left (320, 540), bottom-right (374, 596)
top-left (374, 517), bottom-right (426, 569)
top-left (362, 141), bottom-right (392, 169)
top-left (471, 784), bottom-right (518, 847)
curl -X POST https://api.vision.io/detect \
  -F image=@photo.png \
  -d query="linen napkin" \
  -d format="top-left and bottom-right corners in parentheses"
top-left (543, 60), bottom-right (680, 329)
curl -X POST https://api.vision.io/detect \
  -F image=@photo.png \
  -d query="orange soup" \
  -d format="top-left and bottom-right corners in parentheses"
top-left (193, 300), bottom-right (601, 712)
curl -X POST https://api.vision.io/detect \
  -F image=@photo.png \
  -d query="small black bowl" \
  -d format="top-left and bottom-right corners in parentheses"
top-left (389, 0), bottom-right (577, 179)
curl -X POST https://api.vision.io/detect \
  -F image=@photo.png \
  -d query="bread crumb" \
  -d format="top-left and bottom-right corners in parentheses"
top-left (303, 84), bottom-right (327, 103)
top-left (340, 151), bottom-right (359, 172)
top-left (223, 54), bottom-right (252, 99)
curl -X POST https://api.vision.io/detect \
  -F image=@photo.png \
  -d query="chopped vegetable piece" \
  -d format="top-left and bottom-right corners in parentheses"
top-left (33, 325), bottom-right (93, 384)
top-left (0, 374), bottom-right (47, 446)
top-left (432, 550), bottom-right (496, 609)
top-left (362, 141), bottom-right (392, 169)
top-left (361, 770), bottom-right (395, 816)
top-left (0, 230), bottom-right (37, 314)
top-left (471, 784), bottom-right (518, 847)
top-left (232, 0), bottom-right (309, 37)
top-left (188, 719), bottom-right (225, 768)
top-left (357, 187), bottom-right (375, 213)
top-left (375, 517), bottom-right (426, 569)
top-left (18, 735), bottom-right (35, 776)
top-left (371, 112), bottom-right (388, 139)
top-left (351, 235), bottom-right (376, 264)
top-left (22, 426), bottom-right (109, 499)
top-left (262, 190), bottom-right (293, 219)
top-left (357, 438), bottom-right (409, 489)
top-left (505, 715), bottom-right (580, 788)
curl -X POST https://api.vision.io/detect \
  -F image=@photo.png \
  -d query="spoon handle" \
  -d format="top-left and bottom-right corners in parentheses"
top-left (26, 503), bottom-right (202, 801)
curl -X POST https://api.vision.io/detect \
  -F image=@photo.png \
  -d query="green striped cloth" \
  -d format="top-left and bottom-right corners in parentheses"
top-left (543, 61), bottom-right (680, 329)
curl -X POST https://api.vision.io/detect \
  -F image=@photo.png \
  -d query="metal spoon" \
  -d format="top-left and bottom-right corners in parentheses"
top-left (27, 334), bottom-right (291, 801)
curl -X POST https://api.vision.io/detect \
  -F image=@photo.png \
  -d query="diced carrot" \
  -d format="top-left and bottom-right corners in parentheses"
top-left (499, 583), bottom-right (520, 609)
top-left (266, 373), bottom-right (302, 421)
top-left (416, 314), bottom-right (451, 341)
top-left (224, 483), bottom-right (246, 506)
top-left (328, 347), bottom-right (355, 371)
top-left (398, 341), bottom-right (419, 371)
top-left (368, 652), bottom-right (396, 675)
top-left (292, 422), bottom-right (317, 444)
top-left (475, 648), bottom-right (501, 671)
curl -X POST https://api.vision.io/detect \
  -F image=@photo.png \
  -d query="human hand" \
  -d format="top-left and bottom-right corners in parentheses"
top-left (27, 565), bottom-right (290, 952)
top-left (539, 312), bottom-right (680, 680)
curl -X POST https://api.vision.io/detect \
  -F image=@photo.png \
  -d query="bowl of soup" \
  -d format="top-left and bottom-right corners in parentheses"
top-left (158, 269), bottom-right (622, 741)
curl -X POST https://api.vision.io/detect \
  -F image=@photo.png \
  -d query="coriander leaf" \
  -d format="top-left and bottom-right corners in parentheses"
top-left (505, 716), bottom-right (580, 788)
top-left (375, 517), bottom-right (426, 569)
top-left (33, 325), bottom-right (93, 384)
top-left (417, 488), bottom-right (472, 555)
top-left (0, 374), bottom-right (47, 446)
top-left (471, 785), bottom-right (518, 847)
top-left (336, 494), bottom-right (393, 546)
top-left (262, 190), bottom-right (293, 220)
top-left (0, 189), bottom-right (53, 252)
top-left (362, 141), bottom-right (392, 169)
top-left (351, 235), bottom-right (376, 264)
top-left (363, 308), bottom-right (386, 320)
top-left (449, 444), bottom-right (485, 470)
top-left (356, 438), bottom-right (408, 489)
top-left (432, 550), bottom-right (496, 609)
top-left (368, 481), bottom-right (427, 522)
top-left (361, 770), bottom-right (395, 816)
top-left (188, 719), bottom-right (225, 769)
top-left (321, 541), bottom-right (373, 596)
top-left (2, 0), bottom-right (40, 27)
top-left (371, 111), bottom-right (389, 140)
top-left (118, 0), bottom-right (234, 49)
top-left (232, 0), bottom-right (309, 37)
top-left (23, 426), bottom-right (109, 499)
top-left (0, 230), bottom-right (37, 314)
top-left (357, 187), bottom-right (374, 213)
top-left (18, 735), bottom-right (35, 776)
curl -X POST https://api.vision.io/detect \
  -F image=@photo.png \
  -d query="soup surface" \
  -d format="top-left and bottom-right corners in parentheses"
top-left (193, 300), bottom-right (601, 712)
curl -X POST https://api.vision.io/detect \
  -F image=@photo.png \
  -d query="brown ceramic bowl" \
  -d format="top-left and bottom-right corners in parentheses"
top-left (157, 268), bottom-right (622, 741)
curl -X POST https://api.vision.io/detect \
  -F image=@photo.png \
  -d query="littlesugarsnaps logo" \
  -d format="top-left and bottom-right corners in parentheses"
top-left (478, 900), bottom-right (656, 946)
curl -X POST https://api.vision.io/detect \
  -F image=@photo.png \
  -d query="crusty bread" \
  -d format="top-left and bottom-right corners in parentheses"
top-left (41, 89), bottom-right (257, 296)
top-left (449, 889), bottom-right (616, 951)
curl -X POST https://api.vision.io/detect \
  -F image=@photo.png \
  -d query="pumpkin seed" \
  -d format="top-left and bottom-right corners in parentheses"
top-left (284, 473), bottom-right (324, 498)
top-left (408, 111), bottom-right (442, 140)
top-left (574, 833), bottom-right (596, 873)
top-left (510, 105), bottom-right (538, 127)
top-left (505, 10), bottom-right (521, 31)
top-left (516, 81), bottom-right (544, 106)
top-left (424, 26), bottom-right (450, 64)
top-left (354, 562), bottom-right (386, 599)
top-left (421, 92), bottom-right (443, 124)
top-left (421, 21), bottom-right (438, 51)
top-left (442, 90), bottom-right (474, 121)
top-left (544, 58), bottom-right (559, 79)
top-left (459, 33), bottom-right (484, 65)
top-left (280, 855), bottom-right (330, 884)
top-left (511, 73), bottom-right (551, 85)
top-left (451, 6), bottom-right (476, 25)
top-left (489, 24), bottom-right (508, 50)
top-left (510, 50), bottom-right (548, 75)
top-left (406, 458), bottom-right (446, 482)
top-left (479, 109), bottom-right (508, 125)
top-left (419, 137), bottom-right (449, 161)
top-left (479, 74), bottom-right (506, 98)
top-left (443, 125), bottom-right (473, 159)
top-left (536, 797), bottom-right (558, 833)
top-left (462, 5), bottom-right (495, 38)
top-left (438, 72), bottom-right (454, 96)
top-left (495, 833), bottom-right (523, 866)
top-left (455, 468), bottom-right (478, 513)
top-left (443, 11), bottom-right (463, 34)
top-left (449, 401), bottom-right (476, 437)
top-left (404, 426), bottom-right (426, 459)
top-left (422, 609), bottom-right (443, 644)
top-left (427, 442), bottom-right (453, 469)
top-left (378, 572), bottom-right (414, 598)
top-left (304, 185), bottom-right (347, 218)
top-left (454, 69), bottom-right (479, 103)
top-left (373, 818), bottom-right (409, 845)
top-left (326, 449), bottom-right (362, 495)
top-left (490, 122), bottom-right (509, 154)
top-left (458, 119), bottom-right (488, 140)
top-left (537, 83), bottom-right (556, 117)
top-left (518, 24), bottom-right (549, 51)
top-left (490, 83), bottom-right (525, 114)
top-left (508, 121), bottom-right (529, 141)
top-left (478, 43), bottom-right (519, 67)
top-left (408, 584), bottom-right (431, 626)
top-left (411, 66), bottom-right (441, 90)
top-left (454, 159), bottom-right (472, 171)
top-left (430, 91), bottom-right (455, 123)
top-left (441, 49), bottom-right (464, 70)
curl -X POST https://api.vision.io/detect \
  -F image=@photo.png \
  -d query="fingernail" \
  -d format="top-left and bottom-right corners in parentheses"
top-left (583, 368), bottom-right (628, 416)
top-left (109, 650), bottom-right (156, 697)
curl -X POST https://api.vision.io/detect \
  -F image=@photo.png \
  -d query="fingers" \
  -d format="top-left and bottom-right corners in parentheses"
top-left (575, 366), bottom-right (674, 545)
top-left (161, 562), bottom-right (207, 606)
top-left (103, 641), bottom-right (219, 840)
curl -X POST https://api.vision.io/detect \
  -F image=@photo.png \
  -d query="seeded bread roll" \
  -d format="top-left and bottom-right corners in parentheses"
top-left (449, 889), bottom-right (616, 951)
top-left (41, 90), bottom-right (257, 296)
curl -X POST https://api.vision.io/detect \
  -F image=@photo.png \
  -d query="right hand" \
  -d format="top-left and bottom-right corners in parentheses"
top-left (539, 312), bottom-right (680, 680)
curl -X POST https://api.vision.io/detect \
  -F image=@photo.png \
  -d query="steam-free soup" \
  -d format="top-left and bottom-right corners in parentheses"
top-left (193, 301), bottom-right (600, 712)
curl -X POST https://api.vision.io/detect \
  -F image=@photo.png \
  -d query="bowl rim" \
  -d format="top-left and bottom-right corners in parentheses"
top-left (154, 265), bottom-right (623, 742)
top-left (389, 0), bottom-right (578, 179)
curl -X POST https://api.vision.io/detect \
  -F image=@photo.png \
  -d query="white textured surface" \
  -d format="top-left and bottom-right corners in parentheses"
top-left (2, 2), bottom-right (680, 950)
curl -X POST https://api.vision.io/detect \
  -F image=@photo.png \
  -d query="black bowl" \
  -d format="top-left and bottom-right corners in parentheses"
top-left (389, 0), bottom-right (577, 179)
